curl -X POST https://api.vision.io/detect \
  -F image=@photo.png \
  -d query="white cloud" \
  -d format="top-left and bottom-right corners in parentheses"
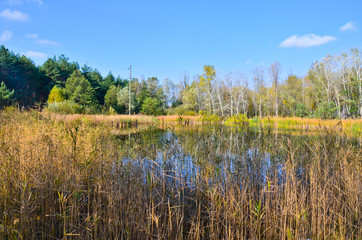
top-left (0, 30), bottom-right (13, 42)
top-left (0, 9), bottom-right (29, 21)
top-left (29, 0), bottom-right (43, 5)
top-left (35, 39), bottom-right (58, 46)
top-left (22, 50), bottom-right (48, 59)
top-left (25, 33), bottom-right (38, 39)
top-left (7, 0), bottom-right (22, 5)
top-left (279, 34), bottom-right (336, 48)
top-left (7, 0), bottom-right (43, 6)
top-left (26, 33), bottom-right (59, 46)
top-left (340, 21), bottom-right (357, 32)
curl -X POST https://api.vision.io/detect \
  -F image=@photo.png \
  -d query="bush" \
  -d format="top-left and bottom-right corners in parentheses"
top-left (295, 103), bottom-right (310, 118)
top-left (224, 114), bottom-right (248, 126)
top-left (183, 110), bottom-right (197, 116)
top-left (46, 100), bottom-right (82, 114)
top-left (201, 113), bottom-right (221, 122)
top-left (166, 106), bottom-right (198, 116)
top-left (315, 101), bottom-right (338, 119)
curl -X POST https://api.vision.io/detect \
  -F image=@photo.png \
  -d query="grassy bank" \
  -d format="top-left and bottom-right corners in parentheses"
top-left (47, 112), bottom-right (362, 137)
top-left (249, 116), bottom-right (361, 133)
top-left (222, 116), bottom-right (362, 138)
top-left (0, 110), bottom-right (361, 239)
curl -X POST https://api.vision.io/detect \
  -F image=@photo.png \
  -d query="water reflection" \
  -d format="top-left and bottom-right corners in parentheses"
top-left (116, 125), bottom-right (358, 191)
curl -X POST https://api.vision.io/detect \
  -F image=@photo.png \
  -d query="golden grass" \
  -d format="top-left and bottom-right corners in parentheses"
top-left (248, 116), bottom-right (362, 138)
top-left (43, 113), bottom-right (362, 137)
top-left (157, 115), bottom-right (200, 122)
top-left (0, 110), bottom-right (361, 239)
top-left (47, 112), bottom-right (158, 123)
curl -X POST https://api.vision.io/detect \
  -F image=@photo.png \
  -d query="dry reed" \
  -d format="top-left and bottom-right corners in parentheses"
top-left (0, 110), bottom-right (360, 239)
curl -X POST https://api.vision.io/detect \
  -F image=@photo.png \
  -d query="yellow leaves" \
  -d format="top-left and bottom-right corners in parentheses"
top-left (199, 75), bottom-right (206, 88)
top-left (198, 65), bottom-right (216, 88)
top-left (203, 65), bottom-right (216, 78)
top-left (48, 85), bottom-right (65, 104)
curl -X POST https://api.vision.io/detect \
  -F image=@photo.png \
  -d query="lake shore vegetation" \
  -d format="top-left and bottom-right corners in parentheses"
top-left (0, 110), bottom-right (360, 239)
top-left (1, 45), bottom-right (362, 121)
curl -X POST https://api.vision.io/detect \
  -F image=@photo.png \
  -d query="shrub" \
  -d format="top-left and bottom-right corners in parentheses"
top-left (201, 113), bottom-right (221, 122)
top-left (295, 103), bottom-right (310, 118)
top-left (315, 101), bottom-right (338, 119)
top-left (224, 114), bottom-right (248, 126)
top-left (46, 100), bottom-right (82, 114)
top-left (47, 85), bottom-right (65, 104)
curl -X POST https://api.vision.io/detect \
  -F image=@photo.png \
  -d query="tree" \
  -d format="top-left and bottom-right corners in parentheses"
top-left (47, 85), bottom-right (65, 103)
top-left (41, 55), bottom-right (79, 87)
top-left (216, 75), bottom-right (226, 117)
top-left (281, 75), bottom-right (303, 116)
top-left (349, 48), bottom-right (362, 117)
top-left (295, 103), bottom-right (310, 118)
top-left (181, 82), bottom-right (198, 112)
top-left (141, 97), bottom-right (163, 116)
top-left (234, 72), bottom-right (248, 116)
top-left (117, 86), bottom-right (135, 114)
top-left (65, 70), bottom-right (97, 107)
top-left (162, 78), bottom-right (177, 107)
top-left (252, 66), bottom-right (265, 118)
top-left (0, 81), bottom-right (14, 108)
top-left (115, 76), bottom-right (128, 88)
top-left (104, 85), bottom-right (121, 112)
top-left (0, 45), bottom-right (48, 106)
top-left (315, 101), bottom-right (338, 119)
top-left (268, 62), bottom-right (281, 117)
top-left (146, 77), bottom-right (159, 98)
top-left (82, 65), bottom-right (110, 105)
top-left (199, 65), bottom-right (216, 114)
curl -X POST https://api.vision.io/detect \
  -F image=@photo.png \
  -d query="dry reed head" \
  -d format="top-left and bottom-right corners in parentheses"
top-left (0, 110), bottom-right (360, 239)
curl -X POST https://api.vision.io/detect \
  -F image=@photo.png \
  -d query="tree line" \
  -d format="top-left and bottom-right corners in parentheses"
top-left (175, 48), bottom-right (362, 119)
top-left (0, 44), bottom-right (361, 118)
top-left (0, 45), bottom-right (168, 115)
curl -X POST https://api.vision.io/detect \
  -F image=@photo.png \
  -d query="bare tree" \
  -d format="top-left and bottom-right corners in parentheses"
top-left (215, 76), bottom-right (225, 117)
top-left (268, 62), bottom-right (282, 117)
top-left (337, 53), bottom-right (351, 118)
top-left (350, 48), bottom-right (362, 117)
top-left (235, 72), bottom-right (248, 115)
top-left (252, 66), bottom-right (265, 118)
top-left (225, 73), bottom-right (233, 117)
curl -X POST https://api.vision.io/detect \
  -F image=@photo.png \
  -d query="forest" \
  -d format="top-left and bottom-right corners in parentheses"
top-left (1, 44), bottom-right (362, 119)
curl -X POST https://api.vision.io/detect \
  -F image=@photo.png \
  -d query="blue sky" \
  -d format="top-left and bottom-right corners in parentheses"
top-left (0, 0), bottom-right (361, 85)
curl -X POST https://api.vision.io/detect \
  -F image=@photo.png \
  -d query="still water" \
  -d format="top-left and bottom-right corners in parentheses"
top-left (115, 125), bottom-right (359, 189)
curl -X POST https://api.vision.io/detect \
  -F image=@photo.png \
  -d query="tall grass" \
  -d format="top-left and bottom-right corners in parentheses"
top-left (49, 113), bottom-right (158, 124)
top-left (247, 117), bottom-right (362, 138)
top-left (0, 110), bottom-right (360, 239)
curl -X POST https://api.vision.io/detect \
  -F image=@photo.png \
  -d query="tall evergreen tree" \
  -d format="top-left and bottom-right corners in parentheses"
top-left (65, 70), bottom-right (97, 107)
top-left (0, 81), bottom-right (15, 108)
top-left (0, 45), bottom-right (48, 106)
top-left (41, 55), bottom-right (79, 87)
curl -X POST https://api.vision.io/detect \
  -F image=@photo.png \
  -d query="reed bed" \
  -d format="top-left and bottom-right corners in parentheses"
top-left (0, 110), bottom-right (361, 239)
top-left (48, 113), bottom-right (158, 124)
top-left (157, 115), bottom-right (200, 123)
top-left (249, 117), bottom-right (362, 138)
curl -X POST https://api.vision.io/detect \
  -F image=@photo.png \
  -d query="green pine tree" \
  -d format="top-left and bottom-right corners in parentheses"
top-left (0, 81), bottom-right (15, 108)
top-left (65, 70), bottom-right (98, 107)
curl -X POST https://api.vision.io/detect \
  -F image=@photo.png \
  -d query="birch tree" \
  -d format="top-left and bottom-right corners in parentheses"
top-left (268, 62), bottom-right (281, 117)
